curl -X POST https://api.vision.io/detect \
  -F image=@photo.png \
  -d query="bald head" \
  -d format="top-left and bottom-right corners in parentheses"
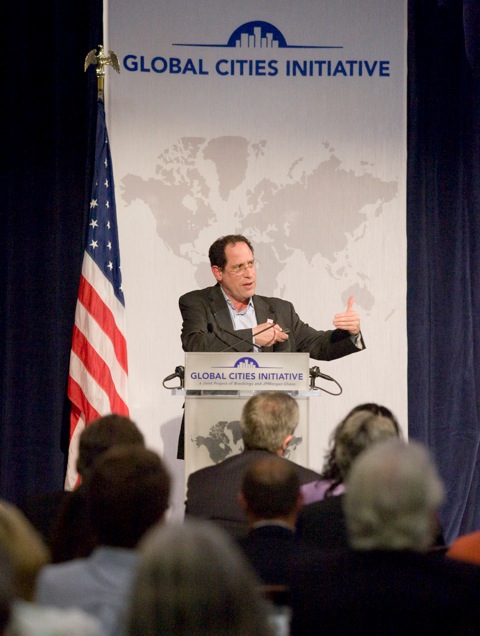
top-left (240, 456), bottom-right (301, 525)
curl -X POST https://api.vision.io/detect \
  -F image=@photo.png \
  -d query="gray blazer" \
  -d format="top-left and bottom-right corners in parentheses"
top-left (179, 283), bottom-right (365, 359)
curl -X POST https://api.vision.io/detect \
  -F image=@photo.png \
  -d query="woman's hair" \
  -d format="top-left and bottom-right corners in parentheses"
top-left (320, 403), bottom-right (401, 495)
top-left (125, 520), bottom-right (272, 636)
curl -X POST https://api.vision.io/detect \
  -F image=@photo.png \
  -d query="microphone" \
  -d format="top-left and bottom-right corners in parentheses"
top-left (309, 366), bottom-right (335, 382)
top-left (162, 365), bottom-right (185, 389)
top-left (221, 321), bottom-right (277, 353)
top-left (207, 323), bottom-right (232, 349)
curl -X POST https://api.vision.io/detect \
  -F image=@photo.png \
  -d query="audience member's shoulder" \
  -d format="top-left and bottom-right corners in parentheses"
top-left (187, 462), bottom-right (217, 481)
top-left (36, 557), bottom-right (84, 588)
top-left (188, 452), bottom-right (319, 489)
top-left (301, 493), bottom-right (343, 515)
top-left (290, 544), bottom-right (350, 575)
top-left (187, 453), bottom-right (243, 482)
top-left (283, 456), bottom-right (320, 482)
top-left (11, 600), bottom-right (105, 636)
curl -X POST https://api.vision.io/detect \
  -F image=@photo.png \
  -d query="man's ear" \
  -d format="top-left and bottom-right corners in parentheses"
top-left (276, 434), bottom-right (293, 457)
top-left (211, 265), bottom-right (222, 283)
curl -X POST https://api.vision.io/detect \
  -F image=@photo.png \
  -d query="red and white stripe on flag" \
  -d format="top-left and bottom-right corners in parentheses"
top-left (66, 99), bottom-right (129, 489)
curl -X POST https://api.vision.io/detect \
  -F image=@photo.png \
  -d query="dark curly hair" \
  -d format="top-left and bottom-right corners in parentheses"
top-left (321, 403), bottom-right (400, 496)
top-left (208, 235), bottom-right (254, 269)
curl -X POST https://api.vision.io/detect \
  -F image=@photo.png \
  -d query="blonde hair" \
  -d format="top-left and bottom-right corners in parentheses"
top-left (0, 501), bottom-right (49, 600)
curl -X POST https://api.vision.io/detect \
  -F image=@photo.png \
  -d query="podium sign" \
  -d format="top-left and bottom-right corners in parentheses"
top-left (184, 352), bottom-right (309, 392)
top-left (183, 352), bottom-right (313, 479)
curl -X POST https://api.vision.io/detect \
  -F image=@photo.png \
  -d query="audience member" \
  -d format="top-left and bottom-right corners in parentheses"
top-left (75, 415), bottom-right (145, 478)
top-left (20, 414), bottom-right (144, 555)
top-left (35, 446), bottom-right (170, 636)
top-left (290, 440), bottom-right (480, 635)
top-left (125, 520), bottom-right (272, 636)
top-left (237, 455), bottom-right (309, 587)
top-left (301, 403), bottom-right (400, 504)
top-left (297, 407), bottom-right (399, 550)
top-left (185, 391), bottom-right (320, 539)
top-left (0, 502), bottom-right (49, 603)
top-left (49, 414), bottom-right (145, 562)
top-left (0, 500), bottom-right (103, 636)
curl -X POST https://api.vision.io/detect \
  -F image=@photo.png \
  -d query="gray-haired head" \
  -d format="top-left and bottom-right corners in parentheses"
top-left (344, 439), bottom-right (445, 552)
top-left (125, 520), bottom-right (271, 636)
top-left (240, 391), bottom-right (299, 454)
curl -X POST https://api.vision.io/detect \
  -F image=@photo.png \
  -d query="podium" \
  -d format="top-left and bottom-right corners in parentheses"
top-left (183, 352), bottom-right (315, 480)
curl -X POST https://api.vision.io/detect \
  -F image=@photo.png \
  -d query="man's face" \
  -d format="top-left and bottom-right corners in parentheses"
top-left (212, 241), bottom-right (257, 305)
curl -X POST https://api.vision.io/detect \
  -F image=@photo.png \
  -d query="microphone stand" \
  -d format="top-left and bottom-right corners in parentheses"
top-left (309, 366), bottom-right (343, 395)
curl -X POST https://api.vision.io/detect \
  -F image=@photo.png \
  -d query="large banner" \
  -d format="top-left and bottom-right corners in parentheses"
top-left (108, 0), bottom-right (407, 519)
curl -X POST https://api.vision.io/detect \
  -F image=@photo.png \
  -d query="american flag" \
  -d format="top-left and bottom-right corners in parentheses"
top-left (65, 99), bottom-right (129, 489)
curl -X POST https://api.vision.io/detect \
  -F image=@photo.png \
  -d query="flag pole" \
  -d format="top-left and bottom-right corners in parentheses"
top-left (84, 44), bottom-right (120, 99)
top-left (65, 45), bottom-right (127, 490)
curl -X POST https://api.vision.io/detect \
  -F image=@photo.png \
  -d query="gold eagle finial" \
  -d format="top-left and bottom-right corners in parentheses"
top-left (84, 45), bottom-right (120, 97)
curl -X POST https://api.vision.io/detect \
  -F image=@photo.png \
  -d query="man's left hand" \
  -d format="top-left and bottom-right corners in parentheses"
top-left (333, 296), bottom-right (361, 335)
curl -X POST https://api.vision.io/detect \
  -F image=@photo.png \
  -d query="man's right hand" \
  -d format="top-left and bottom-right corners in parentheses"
top-left (253, 322), bottom-right (289, 347)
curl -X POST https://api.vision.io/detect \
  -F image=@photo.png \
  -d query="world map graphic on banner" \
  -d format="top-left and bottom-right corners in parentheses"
top-left (186, 418), bottom-right (302, 464)
top-left (121, 135), bottom-right (398, 305)
top-left (110, 0), bottom-right (407, 518)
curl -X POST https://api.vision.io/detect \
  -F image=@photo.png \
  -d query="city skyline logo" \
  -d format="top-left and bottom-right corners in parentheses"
top-left (212, 357), bottom-right (282, 371)
top-left (233, 356), bottom-right (259, 369)
top-left (173, 20), bottom-right (343, 50)
top-left (124, 19), bottom-right (390, 78)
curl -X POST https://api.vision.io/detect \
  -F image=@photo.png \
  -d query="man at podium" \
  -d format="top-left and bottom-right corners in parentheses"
top-left (180, 234), bottom-right (364, 355)
top-left (176, 234), bottom-right (365, 458)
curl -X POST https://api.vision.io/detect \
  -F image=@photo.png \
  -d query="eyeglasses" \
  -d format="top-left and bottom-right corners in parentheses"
top-left (224, 260), bottom-right (259, 277)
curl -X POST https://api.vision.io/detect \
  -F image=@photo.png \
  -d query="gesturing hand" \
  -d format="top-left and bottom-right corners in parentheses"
top-left (253, 322), bottom-right (289, 347)
top-left (333, 296), bottom-right (361, 335)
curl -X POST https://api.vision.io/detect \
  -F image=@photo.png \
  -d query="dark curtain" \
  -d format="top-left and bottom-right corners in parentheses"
top-left (408, 0), bottom-right (480, 542)
top-left (1, 1), bottom-right (479, 544)
top-left (0, 2), bottom-right (102, 503)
